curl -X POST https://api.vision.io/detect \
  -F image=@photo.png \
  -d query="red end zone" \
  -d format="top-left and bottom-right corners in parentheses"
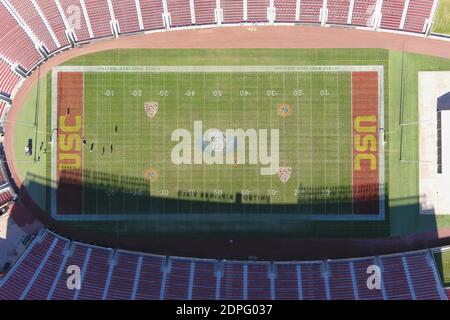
top-left (56, 72), bottom-right (84, 215)
top-left (352, 72), bottom-right (380, 214)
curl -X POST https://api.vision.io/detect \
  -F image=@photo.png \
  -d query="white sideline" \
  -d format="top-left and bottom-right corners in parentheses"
top-left (53, 65), bottom-right (384, 73)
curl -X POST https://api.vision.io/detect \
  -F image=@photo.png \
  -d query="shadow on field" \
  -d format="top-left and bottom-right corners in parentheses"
top-left (28, 168), bottom-right (382, 216)
top-left (4, 167), bottom-right (447, 261)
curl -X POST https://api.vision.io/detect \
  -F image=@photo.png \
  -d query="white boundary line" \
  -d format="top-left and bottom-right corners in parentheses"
top-left (51, 65), bottom-right (385, 222)
top-left (378, 66), bottom-right (385, 220)
top-left (54, 65), bottom-right (384, 73)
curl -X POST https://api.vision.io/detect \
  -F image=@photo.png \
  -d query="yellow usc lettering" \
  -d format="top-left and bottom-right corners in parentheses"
top-left (59, 115), bottom-right (81, 132)
top-left (59, 134), bottom-right (81, 152)
top-left (354, 115), bottom-right (376, 133)
top-left (354, 115), bottom-right (377, 171)
top-left (354, 135), bottom-right (377, 153)
top-left (58, 115), bottom-right (82, 170)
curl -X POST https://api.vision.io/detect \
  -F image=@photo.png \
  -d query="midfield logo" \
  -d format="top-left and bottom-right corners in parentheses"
top-left (171, 121), bottom-right (280, 176)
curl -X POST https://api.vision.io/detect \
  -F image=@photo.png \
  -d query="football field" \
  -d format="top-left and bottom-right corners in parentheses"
top-left (51, 65), bottom-right (384, 220)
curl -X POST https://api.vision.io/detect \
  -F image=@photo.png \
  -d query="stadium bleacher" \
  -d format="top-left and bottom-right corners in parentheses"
top-left (0, 0), bottom-right (435, 80)
top-left (58, 0), bottom-right (93, 41)
top-left (49, 243), bottom-right (90, 299)
top-left (76, 245), bottom-right (113, 300)
top-left (327, 0), bottom-right (351, 25)
top-left (299, 0), bottom-right (322, 24)
top-left (0, 231), bottom-right (60, 300)
top-left (299, 262), bottom-right (328, 299)
top-left (166, 0), bottom-right (193, 27)
top-left (21, 238), bottom-right (67, 300)
top-left (83, 0), bottom-right (113, 38)
top-left (8, 0), bottom-right (59, 53)
top-left (352, 258), bottom-right (385, 299)
top-left (0, 188), bottom-right (15, 207)
top-left (111, 0), bottom-right (141, 34)
top-left (379, 255), bottom-right (414, 299)
top-left (0, 229), bottom-right (447, 300)
top-left (328, 260), bottom-right (355, 299)
top-left (247, 0), bottom-right (269, 22)
top-left (0, 162), bottom-right (6, 187)
top-left (105, 251), bottom-right (140, 299)
top-left (404, 0), bottom-right (434, 33)
top-left (134, 254), bottom-right (165, 299)
top-left (351, 0), bottom-right (377, 27)
top-left (138, 0), bottom-right (165, 30)
top-left (220, 261), bottom-right (245, 299)
top-left (405, 253), bottom-right (442, 300)
top-left (191, 259), bottom-right (217, 299)
top-left (34, 0), bottom-right (70, 48)
top-left (193, 0), bottom-right (217, 25)
top-left (0, 4), bottom-right (42, 71)
top-left (221, 0), bottom-right (244, 23)
top-left (274, 0), bottom-right (297, 23)
top-left (247, 263), bottom-right (272, 300)
top-left (164, 258), bottom-right (192, 299)
top-left (0, 59), bottom-right (20, 95)
top-left (380, 0), bottom-right (405, 30)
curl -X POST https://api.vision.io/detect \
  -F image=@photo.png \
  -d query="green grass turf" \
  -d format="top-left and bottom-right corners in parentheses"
top-left (11, 75), bottom-right (49, 210)
top-left (10, 48), bottom-right (393, 238)
top-left (432, 0), bottom-right (450, 35)
top-left (80, 70), bottom-right (353, 216)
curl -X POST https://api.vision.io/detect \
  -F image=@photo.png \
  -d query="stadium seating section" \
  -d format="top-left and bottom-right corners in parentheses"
top-left (0, 0), bottom-right (446, 300)
top-left (274, 0), bottom-right (297, 23)
top-left (111, 0), bottom-right (141, 34)
top-left (0, 0), bottom-right (436, 87)
top-left (0, 229), bottom-right (446, 300)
